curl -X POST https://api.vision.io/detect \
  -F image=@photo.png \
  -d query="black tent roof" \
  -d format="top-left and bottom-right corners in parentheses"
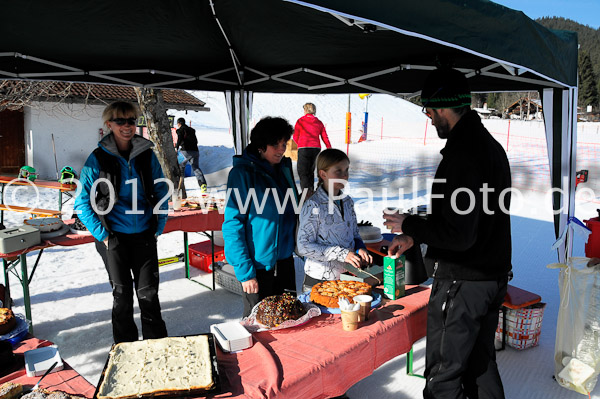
top-left (0, 0), bottom-right (577, 95)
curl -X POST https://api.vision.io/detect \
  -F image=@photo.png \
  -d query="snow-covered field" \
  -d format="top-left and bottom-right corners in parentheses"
top-left (2, 92), bottom-right (600, 398)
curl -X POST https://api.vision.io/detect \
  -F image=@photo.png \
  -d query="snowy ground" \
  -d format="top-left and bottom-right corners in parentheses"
top-left (2, 92), bottom-right (600, 398)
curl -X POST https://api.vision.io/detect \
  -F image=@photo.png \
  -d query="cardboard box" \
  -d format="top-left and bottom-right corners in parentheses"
top-left (383, 255), bottom-right (405, 300)
top-left (0, 224), bottom-right (41, 254)
top-left (210, 321), bottom-right (252, 352)
top-left (188, 241), bottom-right (225, 273)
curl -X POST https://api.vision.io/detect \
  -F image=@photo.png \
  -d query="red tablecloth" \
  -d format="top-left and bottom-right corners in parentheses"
top-left (208, 285), bottom-right (429, 399)
top-left (1, 286), bottom-right (429, 399)
top-left (0, 208), bottom-right (224, 257)
top-left (0, 337), bottom-right (96, 399)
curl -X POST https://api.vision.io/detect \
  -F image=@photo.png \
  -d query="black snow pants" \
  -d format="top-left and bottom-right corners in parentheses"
top-left (297, 147), bottom-right (321, 193)
top-left (95, 230), bottom-right (168, 343)
top-left (424, 277), bottom-right (508, 399)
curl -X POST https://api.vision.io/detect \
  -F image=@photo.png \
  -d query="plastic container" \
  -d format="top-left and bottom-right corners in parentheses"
top-left (210, 321), bottom-right (252, 352)
top-left (188, 241), bottom-right (225, 273)
top-left (584, 216), bottom-right (600, 258)
top-left (24, 345), bottom-right (64, 376)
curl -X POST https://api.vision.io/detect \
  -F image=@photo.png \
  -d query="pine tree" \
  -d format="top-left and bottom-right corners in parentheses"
top-left (578, 51), bottom-right (599, 110)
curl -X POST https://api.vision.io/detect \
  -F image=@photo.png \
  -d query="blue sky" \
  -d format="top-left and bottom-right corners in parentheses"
top-left (493, 0), bottom-right (599, 29)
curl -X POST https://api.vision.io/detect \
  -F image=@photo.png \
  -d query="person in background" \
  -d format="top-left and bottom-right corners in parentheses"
top-left (222, 117), bottom-right (300, 317)
top-left (75, 101), bottom-right (169, 344)
top-left (293, 103), bottom-right (332, 197)
top-left (383, 67), bottom-right (512, 399)
top-left (296, 148), bottom-right (372, 292)
top-left (176, 117), bottom-right (207, 193)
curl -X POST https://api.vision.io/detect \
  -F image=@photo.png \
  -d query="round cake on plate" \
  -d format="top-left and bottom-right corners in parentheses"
top-left (310, 280), bottom-right (372, 308)
top-left (0, 308), bottom-right (16, 335)
top-left (24, 217), bottom-right (64, 233)
top-left (358, 225), bottom-right (382, 243)
top-left (255, 293), bottom-right (307, 328)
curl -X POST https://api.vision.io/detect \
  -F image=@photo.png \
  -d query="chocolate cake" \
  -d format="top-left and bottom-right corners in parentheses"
top-left (255, 293), bottom-right (307, 328)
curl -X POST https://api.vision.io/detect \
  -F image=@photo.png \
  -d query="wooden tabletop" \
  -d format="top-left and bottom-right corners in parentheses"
top-left (0, 176), bottom-right (76, 191)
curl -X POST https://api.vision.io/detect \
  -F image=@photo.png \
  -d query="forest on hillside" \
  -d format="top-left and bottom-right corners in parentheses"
top-left (537, 17), bottom-right (600, 110)
top-left (414, 17), bottom-right (600, 116)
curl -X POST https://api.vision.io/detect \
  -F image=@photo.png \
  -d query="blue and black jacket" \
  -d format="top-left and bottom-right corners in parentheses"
top-left (74, 133), bottom-right (169, 242)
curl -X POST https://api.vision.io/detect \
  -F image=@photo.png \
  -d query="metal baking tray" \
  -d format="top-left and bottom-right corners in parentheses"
top-left (93, 334), bottom-right (221, 399)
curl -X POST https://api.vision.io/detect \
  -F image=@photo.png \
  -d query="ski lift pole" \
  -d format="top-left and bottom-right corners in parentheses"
top-left (345, 94), bottom-right (351, 154)
top-left (359, 94), bottom-right (370, 141)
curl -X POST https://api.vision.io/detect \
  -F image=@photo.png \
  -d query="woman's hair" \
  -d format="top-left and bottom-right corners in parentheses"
top-left (247, 117), bottom-right (293, 155)
top-left (102, 101), bottom-right (139, 126)
top-left (316, 148), bottom-right (349, 186)
top-left (303, 103), bottom-right (316, 114)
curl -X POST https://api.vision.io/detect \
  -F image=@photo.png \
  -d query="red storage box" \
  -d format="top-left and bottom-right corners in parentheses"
top-left (584, 216), bottom-right (600, 258)
top-left (188, 241), bottom-right (225, 273)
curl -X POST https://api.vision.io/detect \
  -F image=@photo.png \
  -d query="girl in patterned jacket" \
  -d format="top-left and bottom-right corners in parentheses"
top-left (296, 148), bottom-right (372, 292)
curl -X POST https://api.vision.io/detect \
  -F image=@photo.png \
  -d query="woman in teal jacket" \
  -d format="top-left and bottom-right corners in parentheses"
top-left (222, 117), bottom-right (300, 317)
top-left (75, 101), bottom-right (169, 343)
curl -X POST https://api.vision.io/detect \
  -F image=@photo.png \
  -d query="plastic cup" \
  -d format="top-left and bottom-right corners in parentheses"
top-left (340, 309), bottom-right (359, 331)
top-left (384, 207), bottom-right (401, 215)
top-left (172, 190), bottom-right (182, 211)
top-left (353, 295), bottom-right (373, 322)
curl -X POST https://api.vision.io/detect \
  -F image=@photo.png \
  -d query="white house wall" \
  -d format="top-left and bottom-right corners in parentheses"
top-left (24, 102), bottom-right (106, 179)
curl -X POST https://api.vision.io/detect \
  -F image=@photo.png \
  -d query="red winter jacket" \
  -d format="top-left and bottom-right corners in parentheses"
top-left (293, 114), bottom-right (332, 149)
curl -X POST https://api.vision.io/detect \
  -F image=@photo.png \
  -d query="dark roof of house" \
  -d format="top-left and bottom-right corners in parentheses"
top-left (0, 80), bottom-right (209, 111)
top-left (54, 82), bottom-right (208, 111)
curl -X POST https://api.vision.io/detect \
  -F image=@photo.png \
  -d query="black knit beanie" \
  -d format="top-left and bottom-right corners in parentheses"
top-left (421, 67), bottom-right (471, 109)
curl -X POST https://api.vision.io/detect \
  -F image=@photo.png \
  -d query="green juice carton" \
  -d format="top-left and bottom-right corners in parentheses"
top-left (383, 255), bottom-right (405, 300)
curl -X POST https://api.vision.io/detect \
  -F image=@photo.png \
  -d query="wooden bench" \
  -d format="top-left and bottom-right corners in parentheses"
top-left (0, 204), bottom-right (62, 217)
top-left (0, 176), bottom-right (76, 192)
top-left (0, 176), bottom-right (73, 226)
top-left (498, 284), bottom-right (542, 350)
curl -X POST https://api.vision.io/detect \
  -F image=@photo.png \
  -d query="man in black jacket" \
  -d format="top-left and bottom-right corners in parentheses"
top-left (384, 67), bottom-right (512, 399)
top-left (176, 118), bottom-right (207, 193)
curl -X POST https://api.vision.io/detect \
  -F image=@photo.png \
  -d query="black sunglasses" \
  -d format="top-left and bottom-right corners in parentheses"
top-left (110, 117), bottom-right (137, 126)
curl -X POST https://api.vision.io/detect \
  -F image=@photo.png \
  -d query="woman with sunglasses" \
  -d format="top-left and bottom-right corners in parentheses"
top-left (75, 101), bottom-right (169, 344)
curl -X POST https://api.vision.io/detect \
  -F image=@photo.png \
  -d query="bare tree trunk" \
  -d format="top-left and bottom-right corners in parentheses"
top-left (133, 87), bottom-right (183, 195)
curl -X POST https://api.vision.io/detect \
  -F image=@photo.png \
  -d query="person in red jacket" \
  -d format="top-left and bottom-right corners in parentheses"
top-left (293, 103), bottom-right (332, 196)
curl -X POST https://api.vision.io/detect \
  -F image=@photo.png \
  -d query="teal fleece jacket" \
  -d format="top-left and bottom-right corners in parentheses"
top-left (222, 151), bottom-right (299, 283)
top-left (74, 133), bottom-right (169, 242)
